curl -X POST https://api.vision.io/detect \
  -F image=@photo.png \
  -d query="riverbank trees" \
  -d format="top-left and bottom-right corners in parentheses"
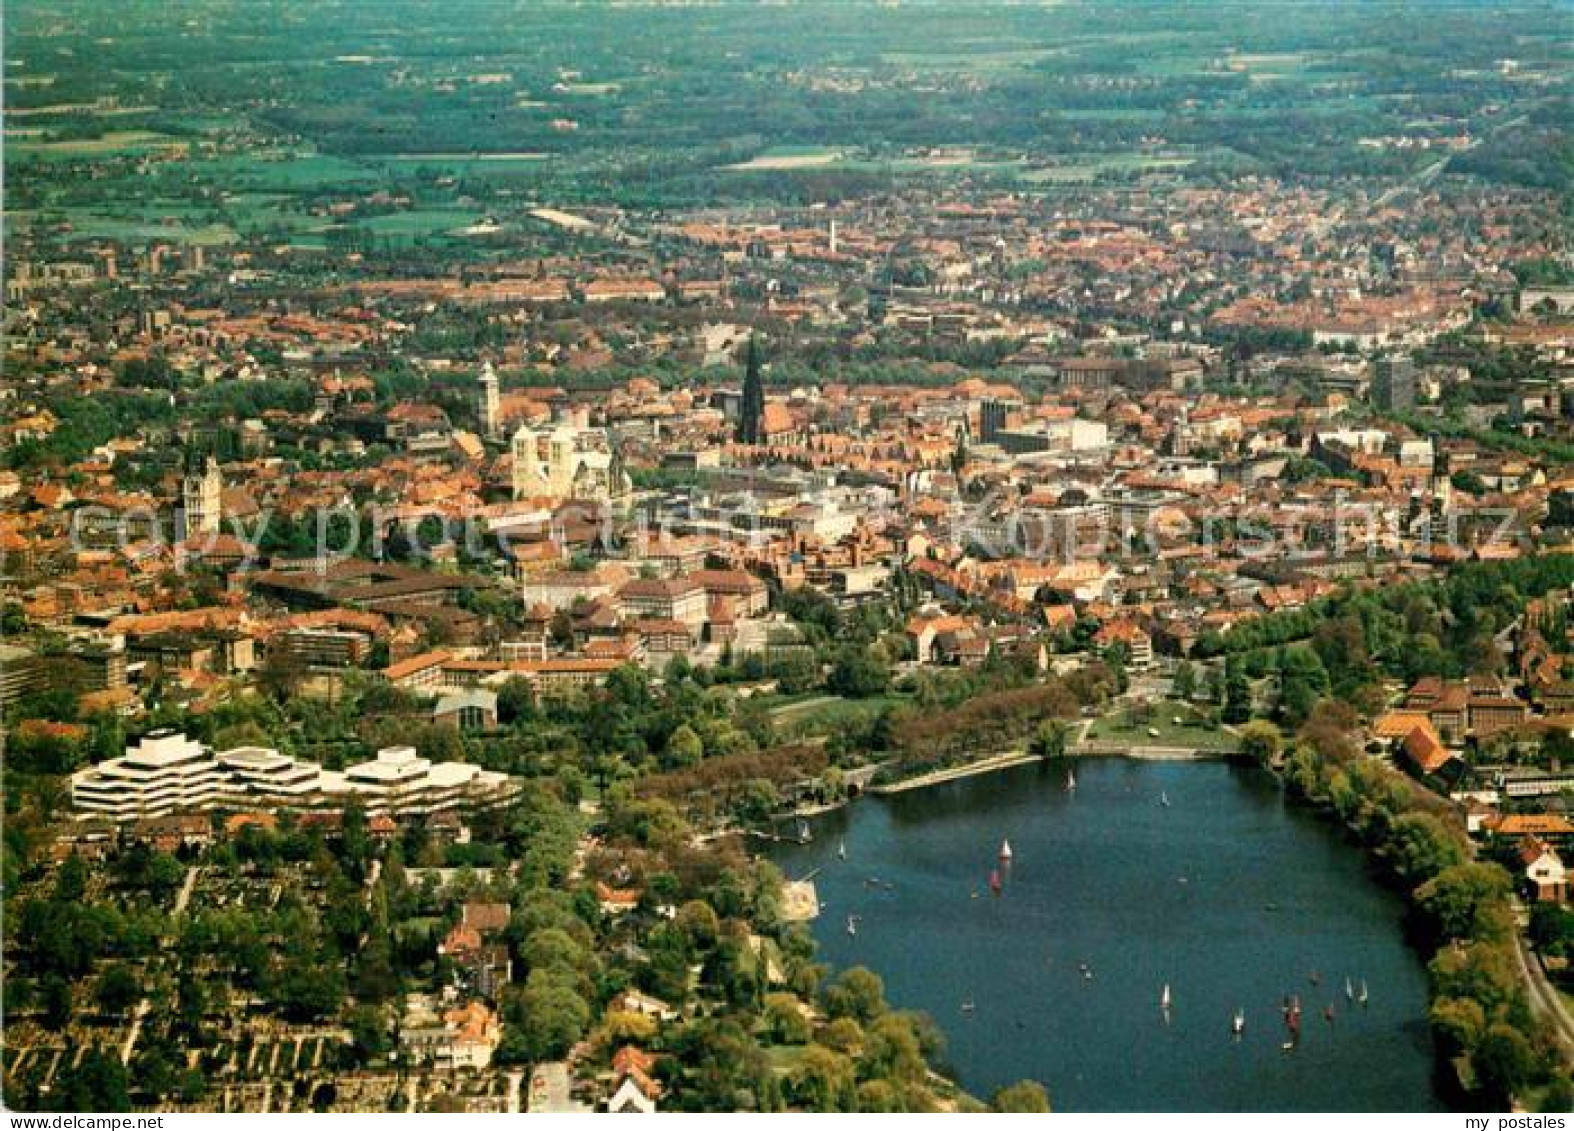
top-left (1276, 705), bottom-right (1569, 1109)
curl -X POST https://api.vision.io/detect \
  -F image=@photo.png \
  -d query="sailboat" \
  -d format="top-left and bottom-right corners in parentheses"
top-left (960, 998), bottom-right (976, 1014)
top-left (1344, 976), bottom-right (1355, 1002)
top-left (1231, 1008), bottom-right (1246, 1038)
top-left (999, 838), bottom-right (1013, 863)
top-left (1160, 790), bottom-right (1170, 808)
top-left (1358, 979), bottom-right (1369, 1006)
top-left (797, 818), bottom-right (812, 844)
top-left (1066, 767), bottom-right (1077, 792)
top-left (988, 868), bottom-right (1002, 896)
top-left (1161, 984), bottom-right (1172, 1012)
top-left (846, 915), bottom-right (858, 936)
top-left (837, 840), bottom-right (846, 861)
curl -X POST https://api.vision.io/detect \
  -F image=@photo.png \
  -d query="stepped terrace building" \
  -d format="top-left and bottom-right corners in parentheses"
top-left (72, 733), bottom-right (520, 822)
top-left (322, 745), bottom-right (519, 818)
top-left (70, 730), bottom-right (232, 821)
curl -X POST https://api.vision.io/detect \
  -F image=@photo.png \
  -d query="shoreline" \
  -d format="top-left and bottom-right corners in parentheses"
top-left (866, 743), bottom-right (1236, 796)
top-left (865, 750), bottom-right (1041, 795)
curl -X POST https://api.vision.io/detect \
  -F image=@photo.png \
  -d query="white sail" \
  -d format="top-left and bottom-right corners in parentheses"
top-left (1000, 838), bottom-right (1013, 861)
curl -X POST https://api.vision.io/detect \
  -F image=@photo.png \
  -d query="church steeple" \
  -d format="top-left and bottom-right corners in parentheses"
top-left (478, 359), bottom-right (501, 440)
top-left (736, 336), bottom-right (764, 446)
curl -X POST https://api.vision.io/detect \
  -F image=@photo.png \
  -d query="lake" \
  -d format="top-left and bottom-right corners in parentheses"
top-left (767, 757), bottom-right (1446, 1112)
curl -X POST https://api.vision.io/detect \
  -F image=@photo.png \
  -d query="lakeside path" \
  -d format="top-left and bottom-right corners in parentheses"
top-left (867, 738), bottom-right (1237, 796)
top-left (865, 750), bottom-right (1041, 795)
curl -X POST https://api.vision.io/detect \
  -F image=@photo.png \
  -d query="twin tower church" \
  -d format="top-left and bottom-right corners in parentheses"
top-left (477, 360), bottom-right (631, 505)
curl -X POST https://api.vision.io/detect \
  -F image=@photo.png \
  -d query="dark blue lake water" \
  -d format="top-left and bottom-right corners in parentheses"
top-left (769, 757), bottom-right (1445, 1112)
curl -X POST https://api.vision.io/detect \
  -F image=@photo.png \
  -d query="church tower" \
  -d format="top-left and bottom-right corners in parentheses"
top-left (180, 450), bottom-right (222, 539)
top-left (511, 425), bottom-right (546, 500)
top-left (478, 360), bottom-right (501, 440)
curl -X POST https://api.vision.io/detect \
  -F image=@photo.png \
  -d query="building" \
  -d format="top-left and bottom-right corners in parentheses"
top-left (334, 745), bottom-right (519, 817)
top-left (511, 413), bottom-right (630, 503)
top-left (477, 359), bottom-right (501, 439)
top-left (1092, 620), bottom-right (1154, 668)
top-left (1469, 694), bottom-right (1527, 739)
top-left (400, 996), bottom-right (503, 1070)
top-left (180, 453), bottom-right (223, 539)
top-left (70, 730), bottom-right (232, 820)
top-left (0, 644), bottom-right (48, 704)
top-left (1519, 837), bottom-right (1567, 903)
top-left (216, 746), bottom-right (326, 804)
top-left (433, 689), bottom-right (499, 731)
top-left (619, 577), bottom-right (708, 628)
top-left (1372, 355), bottom-right (1416, 412)
top-left (71, 734), bottom-right (521, 822)
top-left (607, 1047), bottom-right (661, 1113)
top-left (279, 627), bottom-right (373, 668)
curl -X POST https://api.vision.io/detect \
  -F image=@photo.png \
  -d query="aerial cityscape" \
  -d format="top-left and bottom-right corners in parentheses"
top-left (4, 0), bottom-right (1574, 1116)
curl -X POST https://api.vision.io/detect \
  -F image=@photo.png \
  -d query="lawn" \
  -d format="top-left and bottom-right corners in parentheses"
top-left (762, 692), bottom-right (907, 740)
top-left (1084, 701), bottom-right (1237, 751)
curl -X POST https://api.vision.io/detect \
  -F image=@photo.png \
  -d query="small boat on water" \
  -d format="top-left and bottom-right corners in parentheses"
top-left (1309, 970), bottom-right (1321, 987)
top-left (1324, 1004), bottom-right (1336, 1024)
top-left (1160, 790), bottom-right (1170, 808)
top-left (1161, 984), bottom-right (1172, 1011)
top-left (1066, 767), bottom-right (1077, 791)
top-left (797, 818), bottom-right (812, 844)
top-left (988, 869), bottom-right (1003, 895)
top-left (1344, 976), bottom-right (1355, 1002)
top-left (960, 998), bottom-right (976, 1014)
top-left (837, 840), bottom-right (846, 860)
top-left (999, 838), bottom-right (1013, 862)
top-left (1231, 1008), bottom-right (1245, 1038)
top-left (846, 915), bottom-right (858, 936)
top-left (1358, 979), bottom-right (1369, 1006)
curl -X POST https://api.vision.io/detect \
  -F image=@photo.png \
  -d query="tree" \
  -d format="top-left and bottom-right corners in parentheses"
top-left (663, 725), bottom-right (704, 770)
top-left (992, 1080), bottom-right (1052, 1112)
top-left (1529, 902), bottom-right (1574, 959)
top-left (1222, 659), bottom-right (1252, 724)
top-left (1473, 1023), bottom-right (1538, 1103)
top-left (827, 647), bottom-right (891, 699)
top-left (736, 336), bottom-right (765, 446)
top-left (1204, 663), bottom-right (1226, 705)
top-left (1029, 720), bottom-right (1070, 759)
top-left (96, 963), bottom-right (141, 1017)
top-left (517, 969), bottom-right (590, 1060)
top-left (1172, 661), bottom-right (1197, 700)
top-left (763, 992), bottom-right (811, 1044)
top-left (1387, 812), bottom-right (1464, 887)
top-left (497, 677), bottom-right (536, 724)
top-left (824, 966), bottom-right (886, 1024)
top-left (790, 1044), bottom-right (855, 1111)
top-left (1428, 996), bottom-right (1486, 1054)
top-left (1415, 863), bottom-right (1513, 942)
top-left (1237, 720), bottom-right (1282, 767)
top-left (44, 1048), bottom-right (130, 1112)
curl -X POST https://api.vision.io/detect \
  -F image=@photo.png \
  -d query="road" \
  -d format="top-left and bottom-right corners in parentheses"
top-left (1511, 902), bottom-right (1574, 1052)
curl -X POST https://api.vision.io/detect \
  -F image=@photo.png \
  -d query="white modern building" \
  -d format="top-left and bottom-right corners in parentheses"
top-left (326, 746), bottom-right (518, 818)
top-left (72, 733), bottom-right (519, 822)
top-left (217, 746), bottom-right (326, 803)
top-left (70, 731), bottom-right (232, 820)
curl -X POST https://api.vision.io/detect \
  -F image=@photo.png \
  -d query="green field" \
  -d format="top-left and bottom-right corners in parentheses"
top-left (1085, 702), bottom-right (1237, 751)
top-left (9, 130), bottom-right (183, 159)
